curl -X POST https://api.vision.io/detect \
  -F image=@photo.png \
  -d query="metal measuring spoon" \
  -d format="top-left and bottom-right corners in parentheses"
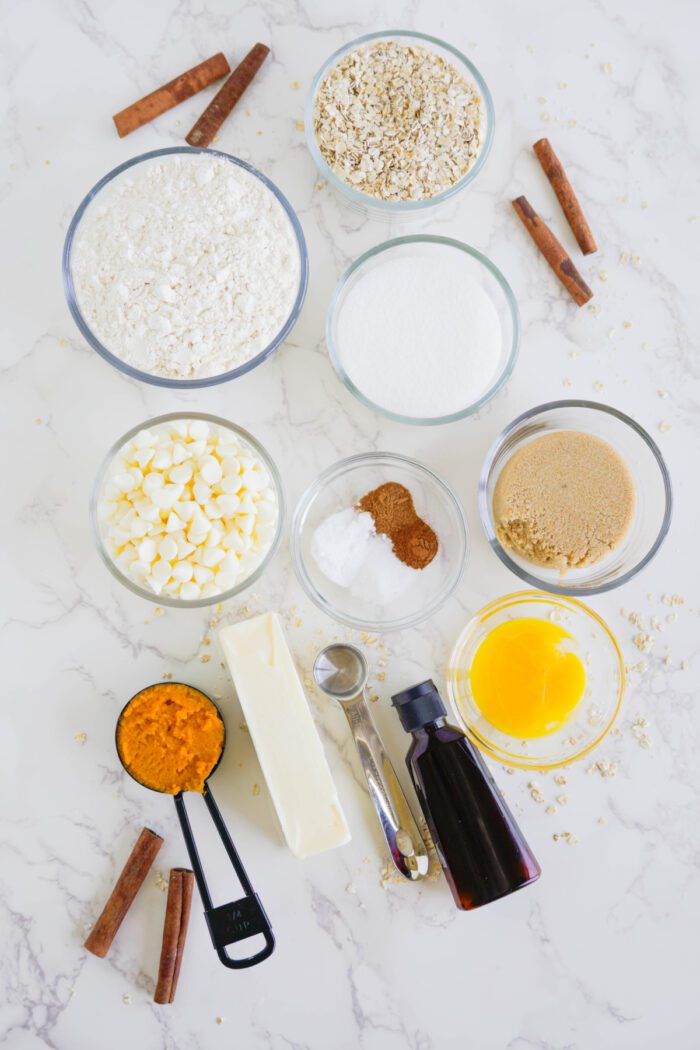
top-left (313, 645), bottom-right (429, 881)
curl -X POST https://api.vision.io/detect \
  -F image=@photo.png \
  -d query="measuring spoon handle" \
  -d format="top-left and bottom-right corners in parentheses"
top-left (343, 696), bottom-right (428, 880)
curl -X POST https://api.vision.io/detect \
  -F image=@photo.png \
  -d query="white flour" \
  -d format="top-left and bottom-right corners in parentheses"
top-left (335, 248), bottom-right (503, 418)
top-left (71, 153), bottom-right (301, 380)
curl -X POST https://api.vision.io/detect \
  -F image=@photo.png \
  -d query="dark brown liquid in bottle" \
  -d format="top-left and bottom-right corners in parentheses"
top-left (393, 681), bottom-right (540, 911)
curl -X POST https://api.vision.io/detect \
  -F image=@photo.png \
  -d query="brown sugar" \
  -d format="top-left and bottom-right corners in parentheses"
top-left (357, 482), bottom-right (438, 570)
top-left (492, 431), bottom-right (636, 570)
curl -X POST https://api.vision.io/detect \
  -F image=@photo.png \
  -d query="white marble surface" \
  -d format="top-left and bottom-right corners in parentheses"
top-left (2, 0), bottom-right (699, 1047)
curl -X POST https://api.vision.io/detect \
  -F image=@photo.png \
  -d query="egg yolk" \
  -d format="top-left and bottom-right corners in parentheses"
top-left (469, 618), bottom-right (586, 738)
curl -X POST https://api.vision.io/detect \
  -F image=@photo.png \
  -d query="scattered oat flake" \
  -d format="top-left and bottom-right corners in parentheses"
top-left (588, 759), bottom-right (618, 778)
top-left (598, 271), bottom-right (609, 282)
top-left (657, 388), bottom-right (667, 399)
top-left (554, 774), bottom-right (567, 785)
top-left (619, 251), bottom-right (630, 264)
top-left (563, 378), bottom-right (573, 388)
top-left (154, 870), bottom-right (168, 892)
top-left (122, 993), bottom-right (132, 1005)
top-left (593, 381), bottom-right (604, 392)
top-left (346, 882), bottom-right (357, 894)
top-left (658, 421), bottom-right (672, 433)
top-left (252, 783), bottom-right (261, 797)
top-left (633, 632), bottom-right (655, 654)
top-left (162, 672), bottom-right (173, 680)
top-left (537, 96), bottom-right (547, 103)
top-left (662, 594), bottom-right (684, 606)
top-left (681, 659), bottom-right (689, 671)
top-left (602, 62), bottom-right (614, 73)
top-left (567, 118), bottom-right (577, 127)
top-left (153, 606), bottom-right (164, 616)
top-left (556, 795), bottom-right (569, 805)
top-left (215, 1016), bottom-right (224, 1025)
top-left (622, 321), bottom-right (632, 329)
top-left (545, 805), bottom-right (557, 816)
top-left (74, 732), bottom-right (87, 746)
top-left (200, 653), bottom-right (211, 663)
top-left (291, 80), bottom-right (301, 90)
top-left (558, 81), bottom-right (568, 89)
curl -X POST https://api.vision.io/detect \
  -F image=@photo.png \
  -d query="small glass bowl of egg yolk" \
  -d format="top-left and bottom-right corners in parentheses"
top-left (447, 591), bottom-right (625, 770)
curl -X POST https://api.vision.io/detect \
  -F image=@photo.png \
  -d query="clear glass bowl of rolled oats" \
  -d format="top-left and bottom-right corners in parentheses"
top-left (306, 31), bottom-right (495, 215)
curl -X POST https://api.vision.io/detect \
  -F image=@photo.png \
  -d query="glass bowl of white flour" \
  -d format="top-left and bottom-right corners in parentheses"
top-left (327, 235), bottom-right (519, 425)
top-left (63, 148), bottom-right (308, 387)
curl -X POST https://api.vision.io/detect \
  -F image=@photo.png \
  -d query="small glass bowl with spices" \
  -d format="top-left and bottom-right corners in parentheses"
top-left (479, 401), bottom-right (672, 595)
top-left (291, 452), bottom-right (469, 631)
top-left (306, 30), bottom-right (495, 217)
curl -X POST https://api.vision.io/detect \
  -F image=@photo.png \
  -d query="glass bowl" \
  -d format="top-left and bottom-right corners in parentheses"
top-left (290, 452), bottom-right (468, 631)
top-left (479, 401), bottom-right (672, 595)
top-left (305, 30), bottom-right (494, 217)
top-left (91, 412), bottom-right (285, 608)
top-left (62, 146), bottom-right (309, 389)
top-left (327, 236), bottom-right (519, 425)
top-left (448, 591), bottom-right (625, 770)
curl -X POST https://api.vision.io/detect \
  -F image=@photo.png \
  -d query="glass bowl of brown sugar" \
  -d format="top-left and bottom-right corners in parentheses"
top-left (291, 452), bottom-right (469, 631)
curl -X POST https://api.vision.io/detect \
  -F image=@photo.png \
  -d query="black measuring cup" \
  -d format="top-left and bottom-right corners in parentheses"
top-left (116, 683), bottom-right (275, 969)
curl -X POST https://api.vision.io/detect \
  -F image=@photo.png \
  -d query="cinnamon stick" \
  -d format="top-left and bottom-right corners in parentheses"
top-left (186, 43), bottom-right (270, 148)
top-left (154, 868), bottom-right (194, 1004)
top-left (84, 827), bottom-right (163, 958)
top-left (511, 195), bottom-right (593, 307)
top-left (113, 53), bottom-right (231, 138)
top-left (533, 138), bottom-right (597, 255)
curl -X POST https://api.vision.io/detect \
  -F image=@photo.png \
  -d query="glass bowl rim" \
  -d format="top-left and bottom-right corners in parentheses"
top-left (90, 411), bottom-right (285, 608)
top-left (478, 399), bottom-right (673, 595)
top-left (326, 234), bottom-right (520, 426)
top-left (304, 28), bottom-right (495, 212)
top-left (62, 146), bottom-right (309, 389)
top-left (290, 449), bottom-right (469, 631)
top-left (447, 588), bottom-right (626, 770)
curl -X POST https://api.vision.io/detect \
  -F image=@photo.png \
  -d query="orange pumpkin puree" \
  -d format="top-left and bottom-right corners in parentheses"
top-left (117, 683), bottom-right (224, 794)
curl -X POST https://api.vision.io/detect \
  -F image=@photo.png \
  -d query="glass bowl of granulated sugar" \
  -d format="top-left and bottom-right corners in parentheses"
top-left (63, 147), bottom-right (308, 388)
top-left (327, 235), bottom-right (519, 425)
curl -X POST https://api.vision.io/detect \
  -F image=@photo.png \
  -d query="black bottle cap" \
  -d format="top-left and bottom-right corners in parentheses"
top-left (391, 679), bottom-right (447, 732)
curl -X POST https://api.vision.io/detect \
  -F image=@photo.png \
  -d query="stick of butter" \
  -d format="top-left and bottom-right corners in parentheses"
top-left (218, 612), bottom-right (351, 858)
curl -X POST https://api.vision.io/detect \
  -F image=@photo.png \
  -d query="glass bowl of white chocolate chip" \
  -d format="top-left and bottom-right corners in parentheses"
top-left (91, 413), bottom-right (284, 607)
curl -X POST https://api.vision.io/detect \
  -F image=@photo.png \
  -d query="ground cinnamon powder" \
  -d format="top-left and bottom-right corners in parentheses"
top-left (357, 483), bottom-right (438, 570)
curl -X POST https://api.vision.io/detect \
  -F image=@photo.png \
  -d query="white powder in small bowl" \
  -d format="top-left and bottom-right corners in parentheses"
top-left (333, 244), bottom-right (508, 420)
top-left (70, 152), bottom-right (303, 381)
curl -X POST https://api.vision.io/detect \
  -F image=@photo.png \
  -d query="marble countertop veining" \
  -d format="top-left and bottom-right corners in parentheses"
top-left (2, 0), bottom-right (699, 1047)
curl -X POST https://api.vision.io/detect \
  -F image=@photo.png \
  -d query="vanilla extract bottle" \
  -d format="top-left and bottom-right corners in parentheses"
top-left (392, 680), bottom-right (541, 910)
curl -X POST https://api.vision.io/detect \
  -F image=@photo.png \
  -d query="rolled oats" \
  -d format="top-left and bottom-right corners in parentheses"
top-left (313, 41), bottom-right (484, 202)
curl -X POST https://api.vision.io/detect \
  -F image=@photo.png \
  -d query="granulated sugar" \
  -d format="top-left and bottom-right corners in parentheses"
top-left (71, 153), bottom-right (301, 380)
top-left (334, 246), bottom-right (504, 419)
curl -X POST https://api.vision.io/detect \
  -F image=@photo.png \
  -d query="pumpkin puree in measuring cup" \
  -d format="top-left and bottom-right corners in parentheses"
top-left (117, 683), bottom-right (224, 794)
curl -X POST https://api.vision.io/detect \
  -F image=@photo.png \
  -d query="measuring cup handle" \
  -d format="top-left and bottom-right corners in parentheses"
top-left (174, 790), bottom-right (275, 970)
